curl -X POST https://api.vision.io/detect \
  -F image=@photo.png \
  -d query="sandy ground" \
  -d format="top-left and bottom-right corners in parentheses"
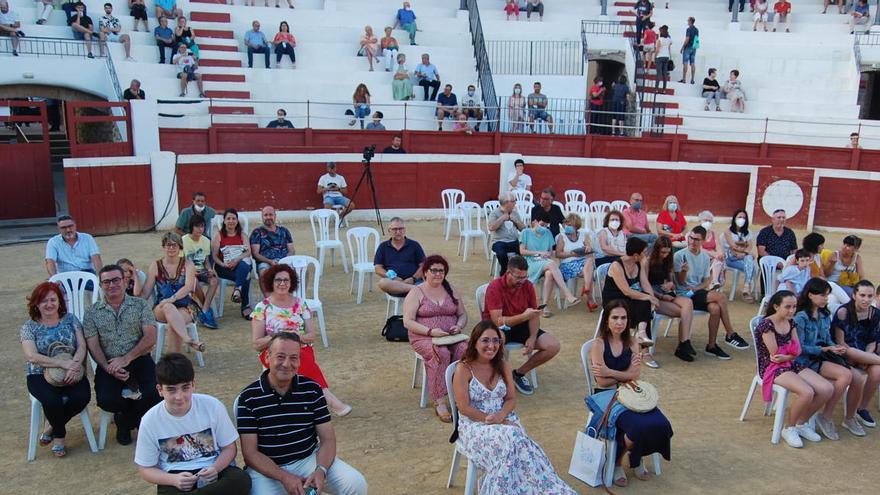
top-left (3, 220), bottom-right (880, 495)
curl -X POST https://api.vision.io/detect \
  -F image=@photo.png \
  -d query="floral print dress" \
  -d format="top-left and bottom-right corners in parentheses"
top-left (458, 370), bottom-right (577, 494)
top-left (253, 297), bottom-right (328, 388)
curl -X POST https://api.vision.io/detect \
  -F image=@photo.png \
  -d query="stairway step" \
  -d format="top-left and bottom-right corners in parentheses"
top-left (198, 29), bottom-right (235, 39)
top-left (614, 1), bottom-right (636, 5)
top-left (657, 116), bottom-right (684, 126)
top-left (202, 73), bottom-right (247, 82)
top-left (617, 10), bottom-right (636, 16)
top-left (623, 31), bottom-right (636, 38)
top-left (212, 122), bottom-right (260, 127)
top-left (204, 90), bottom-right (251, 99)
top-left (619, 20), bottom-right (635, 25)
top-left (199, 58), bottom-right (241, 67)
top-left (191, 11), bottom-right (231, 22)
top-left (209, 106), bottom-right (255, 114)
top-left (640, 73), bottom-right (669, 81)
top-left (638, 86), bottom-right (674, 95)
top-left (642, 101), bottom-right (679, 109)
top-left (199, 43), bottom-right (239, 52)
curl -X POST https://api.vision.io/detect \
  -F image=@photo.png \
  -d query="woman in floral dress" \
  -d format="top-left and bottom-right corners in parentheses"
top-left (451, 321), bottom-right (576, 494)
top-left (250, 264), bottom-right (352, 416)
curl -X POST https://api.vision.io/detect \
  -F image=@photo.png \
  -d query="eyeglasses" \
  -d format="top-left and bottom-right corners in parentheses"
top-left (274, 278), bottom-right (291, 284)
top-left (100, 277), bottom-right (123, 286)
top-left (508, 272), bottom-right (529, 281)
top-left (58, 223), bottom-right (75, 230)
top-left (479, 338), bottom-right (501, 345)
top-left (389, 227), bottom-right (405, 232)
top-left (428, 268), bottom-right (446, 274)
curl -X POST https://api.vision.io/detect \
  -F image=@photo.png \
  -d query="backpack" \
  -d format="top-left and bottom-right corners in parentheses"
top-left (381, 315), bottom-right (409, 342)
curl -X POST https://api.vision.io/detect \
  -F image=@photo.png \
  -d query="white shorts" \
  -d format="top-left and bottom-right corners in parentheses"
top-left (105, 33), bottom-right (122, 42)
top-left (753, 12), bottom-right (767, 21)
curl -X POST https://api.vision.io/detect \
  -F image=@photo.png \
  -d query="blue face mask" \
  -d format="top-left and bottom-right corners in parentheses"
top-left (564, 226), bottom-right (575, 235)
top-left (632, 201), bottom-right (642, 210)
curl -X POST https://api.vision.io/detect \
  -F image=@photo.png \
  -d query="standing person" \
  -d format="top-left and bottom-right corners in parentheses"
top-left (175, 192), bottom-right (216, 238)
top-left (773, 0), bottom-right (791, 32)
top-left (380, 26), bottom-right (399, 72)
top-left (374, 217), bottom-right (426, 297)
top-left (729, 0), bottom-right (746, 12)
top-left (249, 206), bottom-right (295, 282)
top-left (756, 209), bottom-right (798, 279)
top-left (642, 22), bottom-right (657, 70)
top-left (610, 75), bottom-right (630, 136)
top-left (723, 208), bottom-right (757, 303)
top-left (135, 354), bottom-right (251, 494)
top-left (532, 187), bottom-right (565, 238)
top-left (358, 25), bottom-right (378, 71)
top-left (83, 264), bottom-right (162, 446)
top-left (488, 192), bottom-right (526, 275)
top-left (238, 333), bottom-right (368, 495)
top-left (755, 291), bottom-right (832, 448)
top-left (251, 264), bottom-right (352, 417)
top-left (245, 20), bottom-right (271, 69)
top-left (633, 0), bottom-right (653, 46)
top-left (482, 255), bottom-right (563, 395)
top-left (316, 161), bottom-right (355, 220)
top-left (588, 76), bottom-right (607, 135)
top-left (508, 83), bottom-right (527, 132)
top-left (451, 321), bottom-right (577, 493)
top-left (655, 25), bottom-right (672, 91)
top-left (678, 17), bottom-right (698, 85)
top-left (395, 1), bottom-right (417, 45)
top-left (506, 158), bottom-right (532, 191)
top-left (21, 282), bottom-right (91, 458)
top-left (415, 53), bottom-right (440, 101)
top-left (519, 215), bottom-right (581, 316)
top-left (45, 215), bottom-right (103, 277)
top-left (648, 236), bottom-right (696, 362)
top-left (702, 68), bottom-right (721, 111)
top-left (272, 21), bottom-right (296, 68)
top-left (556, 213), bottom-right (599, 311)
top-left (211, 208), bottom-right (253, 320)
top-left (402, 255), bottom-right (468, 423)
top-left (623, 192), bottom-right (657, 249)
top-left (846, 132), bottom-right (862, 149)
top-left (182, 215), bottom-right (220, 329)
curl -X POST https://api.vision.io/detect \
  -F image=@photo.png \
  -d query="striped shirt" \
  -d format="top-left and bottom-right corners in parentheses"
top-left (236, 371), bottom-right (331, 466)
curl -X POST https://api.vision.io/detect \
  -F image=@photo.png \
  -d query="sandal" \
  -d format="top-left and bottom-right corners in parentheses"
top-left (742, 291), bottom-right (755, 304)
top-left (613, 466), bottom-right (628, 487)
top-left (435, 402), bottom-right (452, 423)
top-left (241, 306), bottom-right (253, 321)
top-left (231, 287), bottom-right (242, 304)
top-left (188, 341), bottom-right (207, 353)
top-left (334, 404), bottom-right (353, 417)
top-left (51, 443), bottom-right (67, 458)
top-left (635, 464), bottom-right (650, 481)
top-left (566, 297), bottom-right (581, 307)
top-left (542, 308), bottom-right (553, 318)
top-left (39, 431), bottom-right (53, 446)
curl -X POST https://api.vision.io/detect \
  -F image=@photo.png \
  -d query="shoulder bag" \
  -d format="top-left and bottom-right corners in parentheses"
top-left (381, 315), bottom-right (409, 342)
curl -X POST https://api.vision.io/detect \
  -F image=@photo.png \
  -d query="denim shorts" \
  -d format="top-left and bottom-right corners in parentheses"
top-left (682, 47), bottom-right (696, 65)
top-left (323, 195), bottom-right (350, 207)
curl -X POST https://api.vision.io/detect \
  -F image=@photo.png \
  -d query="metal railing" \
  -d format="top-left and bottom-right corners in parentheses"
top-left (464, 0), bottom-right (499, 132)
top-left (486, 40), bottom-right (584, 76)
top-left (581, 19), bottom-right (629, 36)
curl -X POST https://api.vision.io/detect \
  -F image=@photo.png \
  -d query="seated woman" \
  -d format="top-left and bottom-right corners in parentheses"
top-left (519, 215), bottom-right (581, 316)
top-left (794, 278), bottom-right (856, 440)
top-left (755, 290), bottom-right (832, 448)
top-left (20, 282), bottom-right (90, 458)
top-left (602, 237), bottom-right (661, 367)
top-left (555, 213), bottom-right (599, 311)
top-left (823, 234), bottom-right (864, 297)
top-left (117, 257), bottom-right (143, 297)
top-left (796, 232), bottom-right (849, 306)
top-left (392, 53), bottom-right (414, 100)
top-left (403, 255), bottom-right (468, 423)
top-left (697, 210), bottom-right (726, 290)
top-left (272, 21), bottom-right (296, 68)
top-left (141, 232), bottom-right (204, 354)
top-left (647, 236), bottom-right (695, 362)
top-left (589, 300), bottom-right (673, 486)
top-left (722, 208), bottom-right (756, 303)
top-left (452, 321), bottom-right (577, 494)
top-left (380, 26), bottom-right (399, 72)
top-left (723, 70), bottom-right (745, 113)
top-left (251, 264), bottom-right (352, 416)
top-left (832, 280), bottom-right (880, 435)
top-left (655, 195), bottom-right (687, 248)
top-left (174, 17), bottom-right (200, 59)
top-left (595, 210), bottom-right (627, 266)
top-left (352, 83), bottom-right (371, 129)
top-left (359, 25), bottom-right (379, 71)
top-left (211, 208), bottom-right (253, 320)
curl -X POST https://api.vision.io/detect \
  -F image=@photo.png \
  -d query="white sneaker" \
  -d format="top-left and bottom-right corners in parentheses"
top-left (815, 415), bottom-right (840, 441)
top-left (795, 423), bottom-right (822, 442)
top-left (781, 426), bottom-right (803, 448)
top-left (125, 56), bottom-right (136, 62)
top-left (842, 417), bottom-right (867, 437)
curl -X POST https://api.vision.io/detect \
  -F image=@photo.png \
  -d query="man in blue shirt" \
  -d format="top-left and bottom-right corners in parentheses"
top-left (250, 206), bottom-right (295, 294)
top-left (415, 53), bottom-right (441, 101)
top-left (154, 0), bottom-right (181, 21)
top-left (850, 0), bottom-right (870, 33)
top-left (679, 17), bottom-right (698, 84)
top-left (436, 84), bottom-right (458, 131)
top-left (245, 20), bottom-right (270, 69)
top-left (45, 215), bottom-right (103, 276)
top-left (374, 217), bottom-right (426, 297)
top-left (153, 15), bottom-right (174, 63)
top-left (395, 1), bottom-right (418, 45)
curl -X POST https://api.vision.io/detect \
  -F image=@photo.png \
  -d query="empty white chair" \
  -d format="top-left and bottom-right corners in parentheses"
top-left (28, 394), bottom-right (98, 461)
top-left (346, 227), bottom-right (380, 304)
top-left (514, 200), bottom-right (533, 223)
top-left (412, 354), bottom-right (430, 408)
top-left (476, 283), bottom-right (538, 388)
top-left (564, 189), bottom-right (586, 205)
top-left (483, 201), bottom-right (503, 276)
top-left (593, 261), bottom-right (611, 305)
top-left (610, 200), bottom-right (630, 212)
top-left (757, 256), bottom-right (784, 315)
top-left (155, 322), bottom-right (204, 367)
top-left (279, 255), bottom-right (329, 348)
top-left (444, 362), bottom-right (479, 495)
top-left (511, 189), bottom-right (533, 203)
top-left (49, 271), bottom-right (101, 321)
top-left (442, 188), bottom-right (466, 241)
top-left (457, 201), bottom-right (490, 262)
top-left (740, 316), bottom-right (790, 444)
top-left (589, 201), bottom-right (612, 232)
top-left (309, 209), bottom-right (349, 274)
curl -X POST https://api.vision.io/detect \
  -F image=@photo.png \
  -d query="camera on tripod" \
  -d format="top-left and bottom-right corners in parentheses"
top-left (362, 144), bottom-right (376, 162)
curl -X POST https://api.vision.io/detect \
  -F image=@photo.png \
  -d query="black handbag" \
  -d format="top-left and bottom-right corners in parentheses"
top-left (381, 315), bottom-right (409, 342)
top-left (666, 58), bottom-right (675, 72)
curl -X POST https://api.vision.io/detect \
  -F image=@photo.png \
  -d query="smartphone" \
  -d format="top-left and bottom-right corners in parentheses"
top-left (537, 304), bottom-right (547, 310)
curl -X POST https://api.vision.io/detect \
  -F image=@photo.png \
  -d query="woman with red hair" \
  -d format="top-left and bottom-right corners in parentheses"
top-left (20, 282), bottom-right (91, 458)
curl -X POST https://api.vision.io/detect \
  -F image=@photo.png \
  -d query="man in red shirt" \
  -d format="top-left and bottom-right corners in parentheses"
top-left (772, 0), bottom-right (791, 32)
top-left (482, 255), bottom-right (561, 395)
top-left (622, 191), bottom-right (658, 249)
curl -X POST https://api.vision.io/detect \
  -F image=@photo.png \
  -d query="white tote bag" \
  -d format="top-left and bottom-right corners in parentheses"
top-left (568, 428), bottom-right (606, 487)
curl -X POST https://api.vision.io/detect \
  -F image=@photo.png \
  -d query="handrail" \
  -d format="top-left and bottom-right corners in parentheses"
top-left (486, 40), bottom-right (583, 76)
top-left (104, 53), bottom-right (125, 102)
top-left (581, 19), bottom-right (629, 36)
top-left (464, 0), bottom-right (499, 132)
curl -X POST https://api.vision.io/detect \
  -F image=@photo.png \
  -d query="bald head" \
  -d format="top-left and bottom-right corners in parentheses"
top-left (261, 206), bottom-right (277, 227)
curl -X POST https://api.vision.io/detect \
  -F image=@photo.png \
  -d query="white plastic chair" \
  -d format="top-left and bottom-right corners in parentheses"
top-left (457, 201), bottom-right (490, 262)
top-left (564, 189), bottom-right (586, 205)
top-left (589, 201), bottom-right (612, 232)
top-left (412, 353), bottom-right (430, 408)
top-left (564, 201), bottom-right (591, 231)
top-left (580, 340), bottom-right (662, 485)
top-left (444, 362), bottom-right (479, 495)
top-left (740, 316), bottom-right (790, 444)
top-left (346, 227), bottom-right (380, 304)
top-left (514, 200), bottom-right (533, 223)
top-left (309, 209), bottom-right (349, 274)
top-left (610, 200), bottom-right (630, 212)
top-left (210, 215), bottom-right (254, 317)
top-left (442, 188), bottom-right (466, 241)
top-left (724, 264), bottom-right (758, 302)
top-left (511, 189), bottom-right (533, 203)
top-left (386, 293), bottom-right (405, 319)
top-left (476, 283), bottom-right (538, 388)
top-left (28, 394), bottom-right (98, 461)
top-left (155, 322), bottom-right (204, 367)
top-left (49, 271), bottom-right (101, 321)
top-left (757, 256), bottom-right (784, 315)
top-left (279, 255), bottom-right (329, 348)
top-left (593, 261), bottom-right (611, 305)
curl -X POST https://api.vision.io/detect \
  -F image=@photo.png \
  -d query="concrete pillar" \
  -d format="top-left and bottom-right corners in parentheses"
top-left (150, 151), bottom-right (179, 230)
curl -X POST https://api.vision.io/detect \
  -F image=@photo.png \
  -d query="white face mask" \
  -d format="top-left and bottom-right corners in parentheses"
top-left (734, 217), bottom-right (746, 227)
top-left (667, 203), bottom-right (678, 212)
top-left (514, 88), bottom-right (521, 94)
top-left (468, 91), bottom-right (475, 97)
top-left (609, 220), bottom-right (621, 230)
top-left (194, 204), bottom-right (205, 213)
top-left (701, 221), bottom-right (712, 231)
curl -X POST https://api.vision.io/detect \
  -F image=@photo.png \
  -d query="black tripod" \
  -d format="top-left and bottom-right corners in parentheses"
top-left (351, 146), bottom-right (384, 234)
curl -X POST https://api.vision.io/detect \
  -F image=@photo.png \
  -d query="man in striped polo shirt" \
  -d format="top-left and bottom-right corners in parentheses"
top-left (237, 333), bottom-right (367, 495)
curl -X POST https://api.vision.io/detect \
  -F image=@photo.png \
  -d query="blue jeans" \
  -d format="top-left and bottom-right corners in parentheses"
top-left (492, 240), bottom-right (520, 274)
top-left (354, 104), bottom-right (371, 129)
top-left (215, 261), bottom-right (251, 310)
top-left (247, 45), bottom-right (270, 68)
top-left (725, 253), bottom-right (755, 286)
top-left (682, 47), bottom-right (696, 65)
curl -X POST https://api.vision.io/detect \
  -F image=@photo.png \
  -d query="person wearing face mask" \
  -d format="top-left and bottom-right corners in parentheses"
top-left (46, 215), bottom-right (103, 277)
top-left (555, 213), bottom-right (599, 311)
top-left (723, 208), bottom-right (756, 303)
top-left (622, 192), bottom-right (657, 251)
top-left (655, 194), bottom-right (687, 248)
top-left (394, 1), bottom-right (417, 45)
top-left (508, 83), bottom-right (526, 133)
top-left (175, 192), bottom-right (216, 239)
top-left (697, 211), bottom-right (726, 291)
top-left (461, 84), bottom-right (483, 132)
top-left (519, 214), bottom-right (581, 317)
top-left (595, 211), bottom-right (628, 267)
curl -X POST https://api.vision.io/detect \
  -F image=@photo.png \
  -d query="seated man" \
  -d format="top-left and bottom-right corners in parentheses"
top-left (414, 53), bottom-right (441, 101)
top-left (238, 333), bottom-right (368, 495)
top-left (482, 255), bottom-right (560, 395)
top-left (69, 2), bottom-right (96, 58)
top-left (374, 217), bottom-right (426, 297)
top-left (175, 191), bottom-right (216, 238)
top-left (84, 264), bottom-right (162, 445)
top-left (365, 111), bottom-right (385, 130)
top-left (135, 353), bottom-right (251, 494)
top-left (461, 84), bottom-right (484, 131)
top-left (533, 188), bottom-right (565, 238)
top-left (154, 16), bottom-right (175, 64)
top-left (250, 205), bottom-right (295, 280)
top-left (436, 84), bottom-right (458, 130)
top-left (245, 20), bottom-right (271, 69)
top-left (0, 0), bottom-right (21, 56)
top-left (154, 0), bottom-right (182, 21)
top-left (395, 1), bottom-right (418, 45)
top-left (850, 0), bottom-right (869, 33)
top-left (173, 43), bottom-right (206, 98)
top-left (674, 226), bottom-right (750, 361)
top-left (183, 216), bottom-right (220, 329)
top-left (317, 162), bottom-right (355, 221)
top-left (623, 191), bottom-right (658, 248)
top-left (123, 79), bottom-right (145, 100)
top-left (98, 3), bottom-right (135, 61)
top-left (488, 192), bottom-right (526, 275)
top-left (129, 0), bottom-right (148, 32)
top-left (267, 108), bottom-right (294, 128)
top-left (507, 158), bottom-right (532, 191)
top-left (46, 215), bottom-right (103, 277)
top-left (382, 134), bottom-right (406, 153)
top-left (527, 81), bottom-right (554, 133)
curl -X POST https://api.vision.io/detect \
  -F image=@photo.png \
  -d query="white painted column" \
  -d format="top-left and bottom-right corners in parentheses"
top-left (130, 99), bottom-right (160, 157)
top-left (498, 153), bottom-right (522, 197)
top-left (150, 151), bottom-right (179, 230)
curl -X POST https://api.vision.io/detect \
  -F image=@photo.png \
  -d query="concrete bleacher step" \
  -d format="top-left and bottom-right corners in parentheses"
top-left (638, 86), bottom-right (674, 95)
top-left (200, 58), bottom-right (242, 67)
top-left (619, 20), bottom-right (635, 25)
top-left (200, 44), bottom-right (240, 52)
top-left (197, 29), bottom-right (235, 39)
top-left (191, 11), bottom-right (232, 22)
top-left (202, 73), bottom-right (247, 82)
top-left (204, 90), bottom-right (251, 99)
top-left (209, 106), bottom-right (255, 114)
top-left (614, 1), bottom-right (636, 5)
top-left (657, 116), bottom-right (684, 126)
top-left (617, 10), bottom-right (635, 16)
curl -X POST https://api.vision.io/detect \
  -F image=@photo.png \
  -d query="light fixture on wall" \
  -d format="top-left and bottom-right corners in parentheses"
top-left (22, 73), bottom-right (34, 79)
